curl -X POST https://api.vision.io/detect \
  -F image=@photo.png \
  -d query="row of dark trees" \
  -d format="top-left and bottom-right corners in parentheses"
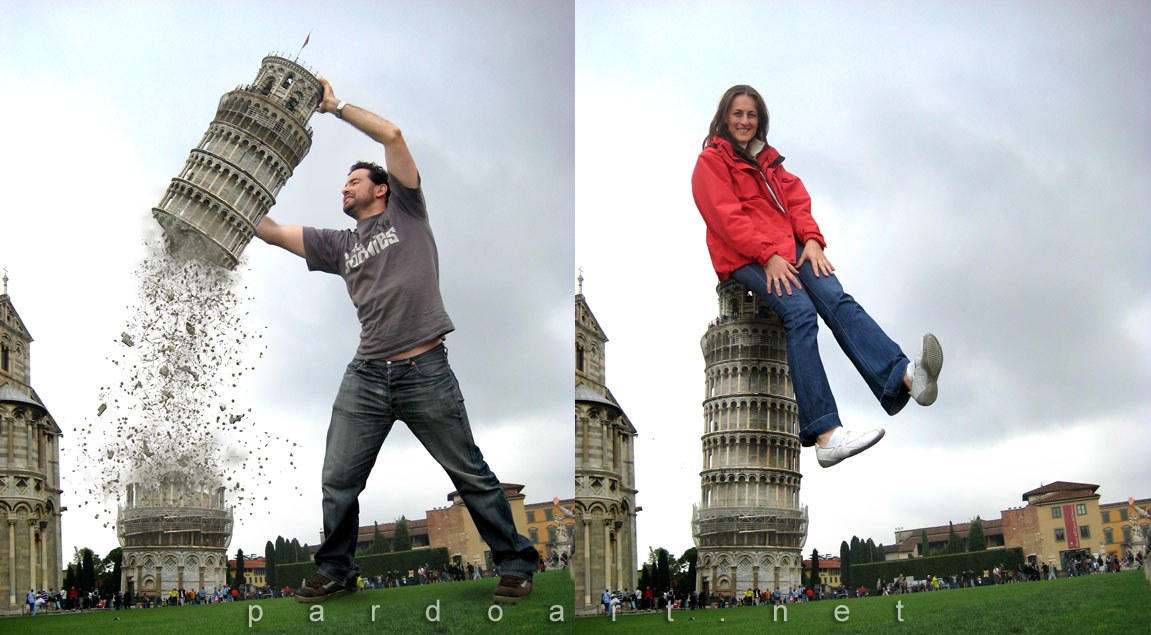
top-left (949, 516), bottom-right (986, 553)
top-left (365, 516), bottom-right (411, 554)
top-left (837, 535), bottom-right (887, 589)
top-left (260, 517), bottom-right (412, 590)
top-left (834, 517), bottom-right (988, 588)
top-left (636, 547), bottom-right (697, 595)
top-left (259, 535), bottom-right (313, 589)
top-left (918, 516), bottom-right (987, 558)
top-left (61, 547), bottom-right (122, 595)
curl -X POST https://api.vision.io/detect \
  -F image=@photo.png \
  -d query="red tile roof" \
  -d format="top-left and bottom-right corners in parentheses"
top-left (1021, 481), bottom-right (1098, 501)
top-left (1029, 490), bottom-right (1101, 505)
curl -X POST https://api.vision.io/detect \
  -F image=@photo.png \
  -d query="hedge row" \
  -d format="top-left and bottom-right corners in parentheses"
top-left (275, 548), bottom-right (451, 587)
top-left (851, 547), bottom-right (1024, 583)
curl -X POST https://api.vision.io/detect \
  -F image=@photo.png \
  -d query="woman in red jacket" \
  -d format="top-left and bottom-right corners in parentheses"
top-left (691, 84), bottom-right (942, 468)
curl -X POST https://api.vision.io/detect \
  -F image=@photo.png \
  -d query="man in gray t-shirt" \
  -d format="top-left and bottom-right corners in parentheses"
top-left (256, 78), bottom-right (539, 605)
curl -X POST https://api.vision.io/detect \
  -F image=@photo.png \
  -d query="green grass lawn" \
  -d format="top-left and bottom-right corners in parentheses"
top-left (2, 570), bottom-right (573, 634)
top-left (574, 570), bottom-right (1151, 634)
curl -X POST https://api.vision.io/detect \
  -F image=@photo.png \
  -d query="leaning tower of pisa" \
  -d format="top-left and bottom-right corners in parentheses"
top-left (692, 279), bottom-right (808, 598)
top-left (152, 54), bottom-right (324, 269)
top-left (117, 474), bottom-right (233, 597)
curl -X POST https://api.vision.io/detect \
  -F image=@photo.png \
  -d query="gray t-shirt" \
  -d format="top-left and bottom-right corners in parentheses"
top-left (302, 177), bottom-right (454, 359)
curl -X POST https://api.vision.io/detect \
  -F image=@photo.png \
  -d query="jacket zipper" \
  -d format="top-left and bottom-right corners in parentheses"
top-left (711, 139), bottom-right (788, 214)
top-left (754, 164), bottom-right (787, 215)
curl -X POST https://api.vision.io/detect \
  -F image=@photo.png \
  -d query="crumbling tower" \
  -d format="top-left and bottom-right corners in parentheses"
top-left (692, 279), bottom-right (808, 598)
top-left (152, 54), bottom-right (324, 268)
top-left (117, 474), bottom-right (233, 597)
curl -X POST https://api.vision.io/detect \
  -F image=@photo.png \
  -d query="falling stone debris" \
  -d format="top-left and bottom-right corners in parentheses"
top-left (76, 54), bottom-right (325, 534)
top-left (77, 241), bottom-right (290, 524)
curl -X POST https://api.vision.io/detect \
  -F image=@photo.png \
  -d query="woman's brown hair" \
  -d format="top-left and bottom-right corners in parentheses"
top-left (703, 84), bottom-right (769, 166)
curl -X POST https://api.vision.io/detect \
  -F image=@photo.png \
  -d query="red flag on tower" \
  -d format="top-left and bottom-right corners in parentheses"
top-left (295, 30), bottom-right (312, 62)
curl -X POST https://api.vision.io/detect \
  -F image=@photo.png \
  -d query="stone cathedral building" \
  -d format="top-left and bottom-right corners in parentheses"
top-left (573, 279), bottom-right (638, 614)
top-left (0, 277), bottom-right (64, 611)
top-left (692, 279), bottom-right (807, 597)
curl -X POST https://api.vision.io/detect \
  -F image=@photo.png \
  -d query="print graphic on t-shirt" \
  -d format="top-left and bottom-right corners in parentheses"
top-left (343, 227), bottom-right (399, 274)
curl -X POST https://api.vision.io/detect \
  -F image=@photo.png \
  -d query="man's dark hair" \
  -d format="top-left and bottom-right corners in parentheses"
top-left (349, 161), bottom-right (390, 206)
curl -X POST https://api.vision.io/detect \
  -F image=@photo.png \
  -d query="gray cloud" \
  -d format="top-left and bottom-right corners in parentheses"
top-left (2, 1), bottom-right (573, 560)
top-left (576, 0), bottom-right (1151, 559)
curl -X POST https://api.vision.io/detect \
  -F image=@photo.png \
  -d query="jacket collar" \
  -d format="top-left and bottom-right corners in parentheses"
top-left (707, 135), bottom-right (781, 167)
top-left (745, 138), bottom-right (766, 158)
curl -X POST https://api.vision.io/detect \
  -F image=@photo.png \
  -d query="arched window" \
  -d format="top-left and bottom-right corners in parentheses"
top-left (281, 74), bottom-right (295, 89)
top-left (575, 342), bottom-right (584, 372)
top-left (1, 342), bottom-right (8, 372)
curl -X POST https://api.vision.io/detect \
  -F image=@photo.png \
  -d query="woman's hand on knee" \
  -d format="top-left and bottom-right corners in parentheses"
top-left (764, 255), bottom-right (802, 296)
top-left (797, 239), bottom-right (836, 277)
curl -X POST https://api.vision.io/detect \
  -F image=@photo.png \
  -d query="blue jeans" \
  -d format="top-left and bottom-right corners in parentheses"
top-left (313, 343), bottom-right (539, 583)
top-left (730, 243), bottom-right (910, 446)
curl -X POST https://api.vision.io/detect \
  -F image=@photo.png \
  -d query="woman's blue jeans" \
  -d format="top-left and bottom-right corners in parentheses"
top-left (730, 244), bottom-right (911, 447)
top-left (312, 343), bottom-right (540, 584)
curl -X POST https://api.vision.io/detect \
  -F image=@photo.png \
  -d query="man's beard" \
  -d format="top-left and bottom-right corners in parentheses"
top-left (342, 197), bottom-right (362, 218)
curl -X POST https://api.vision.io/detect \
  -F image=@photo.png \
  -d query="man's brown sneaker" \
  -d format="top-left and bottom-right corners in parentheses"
top-left (294, 572), bottom-right (356, 603)
top-left (493, 574), bottom-right (532, 604)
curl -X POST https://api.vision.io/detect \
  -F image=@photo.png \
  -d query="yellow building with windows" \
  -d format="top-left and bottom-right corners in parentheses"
top-left (803, 556), bottom-right (841, 587)
top-left (1001, 481), bottom-right (1103, 570)
top-left (881, 482), bottom-right (1147, 577)
top-left (1100, 498), bottom-right (1151, 558)
top-left (227, 556), bottom-right (266, 587)
top-left (524, 498), bottom-right (576, 561)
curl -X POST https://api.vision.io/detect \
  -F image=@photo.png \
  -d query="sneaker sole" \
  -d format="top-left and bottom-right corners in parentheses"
top-left (817, 429), bottom-right (885, 468)
top-left (493, 593), bottom-right (528, 604)
top-left (294, 588), bottom-right (354, 604)
top-left (916, 333), bottom-right (943, 406)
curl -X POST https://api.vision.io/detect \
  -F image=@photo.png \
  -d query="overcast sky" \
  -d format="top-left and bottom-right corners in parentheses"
top-left (0, 1), bottom-right (573, 561)
top-left (2, 0), bottom-right (1148, 585)
top-left (575, 1), bottom-right (1150, 562)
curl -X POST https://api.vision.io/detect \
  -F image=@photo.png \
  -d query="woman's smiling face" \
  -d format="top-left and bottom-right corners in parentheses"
top-left (726, 94), bottom-right (758, 144)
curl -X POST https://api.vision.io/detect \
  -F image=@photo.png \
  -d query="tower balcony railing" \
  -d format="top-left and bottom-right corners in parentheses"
top-left (219, 91), bottom-right (315, 141)
top-left (117, 512), bottom-right (232, 527)
top-left (119, 506), bottom-right (232, 521)
top-left (692, 504), bottom-right (809, 538)
top-left (230, 85), bottom-right (317, 138)
top-left (118, 512), bottom-right (232, 525)
top-left (265, 52), bottom-right (320, 77)
top-left (695, 505), bottom-right (807, 522)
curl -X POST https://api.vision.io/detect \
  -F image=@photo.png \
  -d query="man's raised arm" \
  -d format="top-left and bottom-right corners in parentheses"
top-left (256, 216), bottom-right (305, 258)
top-left (315, 78), bottom-right (419, 188)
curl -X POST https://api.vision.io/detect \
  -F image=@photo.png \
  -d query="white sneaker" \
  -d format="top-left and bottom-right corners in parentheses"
top-left (815, 427), bottom-right (885, 468)
top-left (908, 333), bottom-right (944, 406)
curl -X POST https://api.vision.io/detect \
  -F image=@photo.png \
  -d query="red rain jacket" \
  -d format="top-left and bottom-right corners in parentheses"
top-left (692, 136), bottom-right (826, 280)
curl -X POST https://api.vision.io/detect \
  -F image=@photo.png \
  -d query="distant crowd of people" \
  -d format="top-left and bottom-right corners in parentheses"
top-left (594, 551), bottom-right (1147, 617)
top-left (849, 553), bottom-right (1145, 598)
top-left (24, 553), bottom-right (573, 614)
top-left (23, 585), bottom-right (242, 615)
top-left (600, 585), bottom-right (816, 615)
